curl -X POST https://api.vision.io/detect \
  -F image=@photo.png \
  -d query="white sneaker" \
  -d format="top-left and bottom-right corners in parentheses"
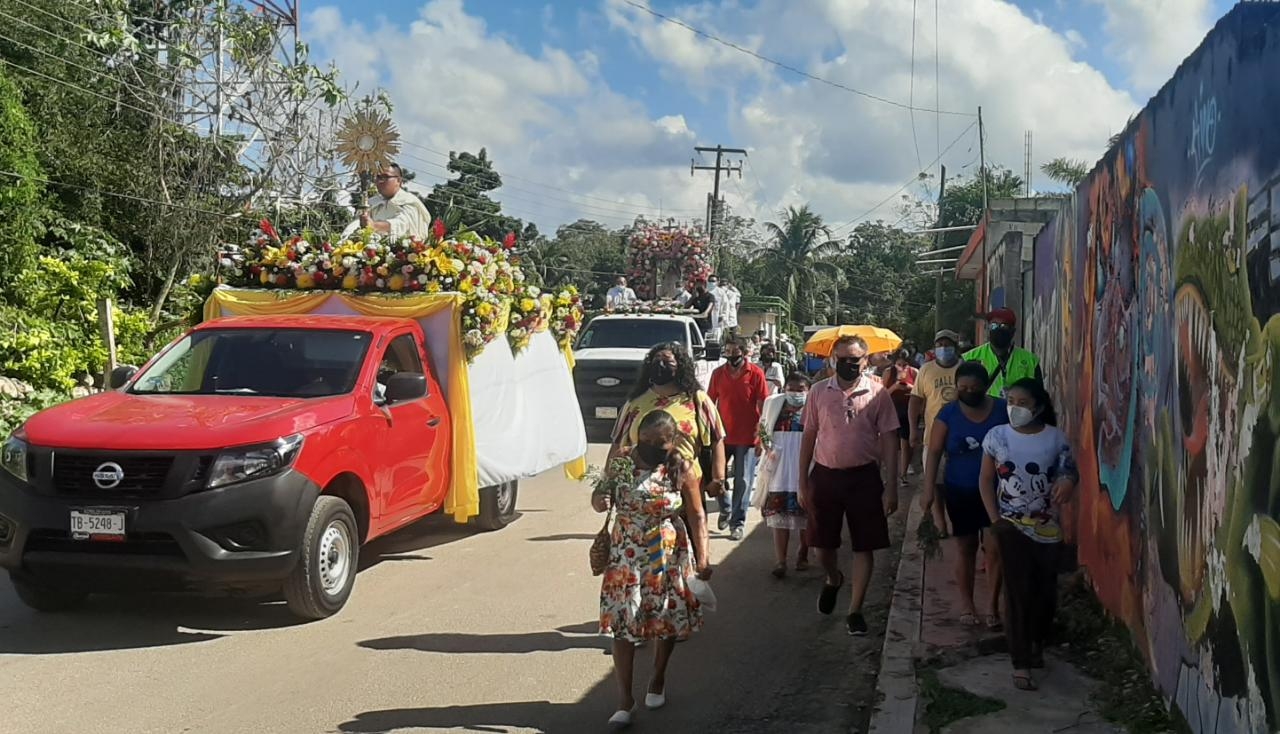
top-left (608, 707), bottom-right (635, 729)
top-left (645, 690), bottom-right (666, 710)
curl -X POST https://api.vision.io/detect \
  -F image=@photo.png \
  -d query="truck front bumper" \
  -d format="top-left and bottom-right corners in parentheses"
top-left (0, 469), bottom-right (318, 592)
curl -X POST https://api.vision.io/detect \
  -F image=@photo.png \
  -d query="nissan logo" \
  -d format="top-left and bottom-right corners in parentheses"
top-left (92, 462), bottom-right (125, 490)
top-left (596, 377), bottom-right (621, 387)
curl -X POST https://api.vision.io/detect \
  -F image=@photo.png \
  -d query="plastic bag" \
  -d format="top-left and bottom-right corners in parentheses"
top-left (687, 575), bottom-right (718, 612)
top-left (752, 449), bottom-right (779, 496)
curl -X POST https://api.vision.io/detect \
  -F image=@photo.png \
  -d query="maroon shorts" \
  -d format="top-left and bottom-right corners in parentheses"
top-left (808, 463), bottom-right (891, 552)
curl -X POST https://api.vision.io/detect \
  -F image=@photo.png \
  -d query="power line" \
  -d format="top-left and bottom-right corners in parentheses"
top-left (0, 56), bottom-right (177, 124)
top-left (621, 0), bottom-right (975, 117)
top-left (0, 27), bottom-right (178, 110)
top-left (908, 0), bottom-right (924, 178)
top-left (398, 139), bottom-right (702, 214)
top-left (831, 119), bottom-right (978, 234)
top-left (0, 169), bottom-right (245, 221)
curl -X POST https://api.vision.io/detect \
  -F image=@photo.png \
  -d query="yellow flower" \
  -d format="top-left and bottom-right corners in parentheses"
top-left (520, 298), bottom-right (537, 312)
top-left (296, 273), bottom-right (315, 289)
top-left (342, 274), bottom-right (359, 290)
top-left (476, 302), bottom-right (493, 318)
top-left (259, 270), bottom-right (271, 285)
top-left (388, 275), bottom-right (405, 291)
top-left (459, 279), bottom-right (473, 293)
top-left (427, 281), bottom-right (442, 293)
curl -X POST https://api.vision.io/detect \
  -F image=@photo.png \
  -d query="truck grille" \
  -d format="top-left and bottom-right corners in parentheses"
top-left (25, 529), bottom-right (184, 556)
top-left (51, 454), bottom-right (174, 497)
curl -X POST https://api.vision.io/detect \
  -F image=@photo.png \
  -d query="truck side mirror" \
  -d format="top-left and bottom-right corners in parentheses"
top-left (384, 372), bottom-right (427, 403)
top-left (705, 343), bottom-right (722, 361)
top-left (109, 365), bottom-right (138, 390)
top-left (692, 344), bottom-right (706, 359)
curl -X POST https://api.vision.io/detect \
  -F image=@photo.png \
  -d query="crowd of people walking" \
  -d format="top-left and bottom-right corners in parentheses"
top-left (589, 305), bottom-right (1077, 727)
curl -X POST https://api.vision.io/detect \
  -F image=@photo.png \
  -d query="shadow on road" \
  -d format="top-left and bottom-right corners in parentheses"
top-left (526, 533), bottom-right (598, 542)
top-left (342, 490), bottom-right (911, 734)
top-left (360, 629), bottom-right (611, 655)
top-left (0, 511), bottom-right (495, 654)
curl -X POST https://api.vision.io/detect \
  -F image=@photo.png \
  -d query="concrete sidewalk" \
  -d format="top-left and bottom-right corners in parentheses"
top-left (870, 504), bottom-right (1123, 733)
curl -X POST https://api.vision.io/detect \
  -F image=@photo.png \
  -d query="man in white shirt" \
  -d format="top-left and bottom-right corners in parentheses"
top-left (707, 275), bottom-right (724, 337)
top-left (720, 278), bottom-right (741, 334)
top-left (357, 163), bottom-right (432, 239)
top-left (606, 277), bottom-right (637, 309)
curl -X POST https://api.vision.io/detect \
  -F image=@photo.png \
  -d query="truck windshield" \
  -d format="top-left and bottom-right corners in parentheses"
top-left (577, 319), bottom-right (688, 349)
top-left (130, 328), bottom-right (372, 398)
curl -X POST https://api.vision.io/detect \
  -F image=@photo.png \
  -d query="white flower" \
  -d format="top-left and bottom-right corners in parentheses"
top-left (376, 278), bottom-right (386, 288)
top-left (418, 275), bottom-right (430, 284)
top-left (451, 259), bottom-right (465, 272)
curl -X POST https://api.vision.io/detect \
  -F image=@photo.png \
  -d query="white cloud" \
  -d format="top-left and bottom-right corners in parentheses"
top-left (303, 0), bottom-right (1141, 237)
top-left (1087, 0), bottom-right (1215, 92)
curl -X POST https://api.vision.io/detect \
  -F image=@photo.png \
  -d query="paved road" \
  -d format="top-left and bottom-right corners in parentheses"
top-left (0, 446), bottom-right (905, 734)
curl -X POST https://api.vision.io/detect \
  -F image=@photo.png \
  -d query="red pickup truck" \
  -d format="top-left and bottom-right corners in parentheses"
top-left (0, 315), bottom-right (523, 619)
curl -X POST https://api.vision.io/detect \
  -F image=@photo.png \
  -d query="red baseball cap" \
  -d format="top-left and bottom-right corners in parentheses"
top-left (982, 308), bottom-right (1018, 326)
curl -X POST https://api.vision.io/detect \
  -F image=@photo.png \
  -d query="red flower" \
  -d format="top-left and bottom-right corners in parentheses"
top-left (286, 249), bottom-right (298, 261)
top-left (259, 218), bottom-right (280, 243)
top-left (433, 219), bottom-right (447, 241)
top-left (503, 231), bottom-right (517, 250)
top-left (274, 274), bottom-right (288, 287)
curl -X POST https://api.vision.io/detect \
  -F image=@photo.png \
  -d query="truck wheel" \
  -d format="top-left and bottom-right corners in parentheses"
top-left (283, 495), bottom-right (359, 620)
top-left (11, 577), bottom-right (88, 613)
top-left (476, 480), bottom-right (518, 531)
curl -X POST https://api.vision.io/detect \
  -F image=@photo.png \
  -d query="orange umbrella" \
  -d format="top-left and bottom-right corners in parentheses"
top-left (803, 324), bottom-right (903, 357)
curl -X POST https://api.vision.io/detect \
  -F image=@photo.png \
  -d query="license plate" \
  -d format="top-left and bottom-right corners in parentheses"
top-left (70, 509), bottom-right (126, 541)
top-left (595, 406), bottom-right (619, 420)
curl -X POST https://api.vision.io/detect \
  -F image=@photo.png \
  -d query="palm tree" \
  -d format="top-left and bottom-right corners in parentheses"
top-left (752, 205), bottom-right (842, 325)
top-left (1040, 157), bottom-right (1090, 187)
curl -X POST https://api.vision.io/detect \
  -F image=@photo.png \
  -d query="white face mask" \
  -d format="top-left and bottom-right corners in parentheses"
top-left (1008, 405), bottom-right (1038, 428)
top-left (784, 392), bottom-right (807, 407)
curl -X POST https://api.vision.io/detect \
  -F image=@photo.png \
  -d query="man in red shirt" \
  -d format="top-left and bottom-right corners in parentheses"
top-left (709, 338), bottom-right (769, 540)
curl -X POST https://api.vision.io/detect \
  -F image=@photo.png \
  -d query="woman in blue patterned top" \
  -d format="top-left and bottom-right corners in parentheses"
top-left (921, 361), bottom-right (1007, 629)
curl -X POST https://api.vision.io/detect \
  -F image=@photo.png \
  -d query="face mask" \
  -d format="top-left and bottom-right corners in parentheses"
top-left (785, 392), bottom-right (807, 408)
top-left (935, 346), bottom-right (956, 365)
top-left (635, 443), bottom-right (669, 467)
top-left (1008, 404), bottom-right (1038, 428)
top-left (989, 329), bottom-right (1014, 349)
top-left (835, 359), bottom-right (861, 381)
top-left (727, 355), bottom-right (744, 367)
top-left (958, 391), bottom-right (985, 407)
top-left (651, 364), bottom-right (677, 386)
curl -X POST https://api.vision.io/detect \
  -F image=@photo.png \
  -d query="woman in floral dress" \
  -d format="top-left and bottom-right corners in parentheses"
top-left (595, 409), bottom-right (711, 729)
top-left (756, 372), bottom-right (811, 577)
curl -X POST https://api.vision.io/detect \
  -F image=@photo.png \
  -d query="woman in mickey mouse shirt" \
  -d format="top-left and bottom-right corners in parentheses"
top-left (979, 378), bottom-right (1078, 693)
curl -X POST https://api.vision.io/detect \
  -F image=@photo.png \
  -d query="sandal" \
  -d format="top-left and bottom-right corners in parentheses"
top-left (795, 557), bottom-right (810, 571)
top-left (771, 563), bottom-right (787, 579)
top-left (958, 612), bottom-right (980, 626)
top-left (1012, 673), bottom-right (1038, 691)
top-left (985, 614), bottom-right (1003, 631)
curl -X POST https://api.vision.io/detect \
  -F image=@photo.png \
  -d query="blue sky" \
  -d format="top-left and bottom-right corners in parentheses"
top-left (303, 0), bottom-right (1239, 232)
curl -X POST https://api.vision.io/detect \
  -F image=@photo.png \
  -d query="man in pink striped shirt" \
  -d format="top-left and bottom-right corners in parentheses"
top-left (799, 335), bottom-right (900, 636)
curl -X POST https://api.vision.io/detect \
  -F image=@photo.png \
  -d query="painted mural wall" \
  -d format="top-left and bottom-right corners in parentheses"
top-left (1029, 6), bottom-right (1280, 733)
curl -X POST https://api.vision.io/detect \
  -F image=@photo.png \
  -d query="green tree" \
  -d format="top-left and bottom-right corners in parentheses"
top-left (422, 148), bottom-right (538, 243)
top-left (0, 68), bottom-right (43, 297)
top-left (750, 205), bottom-right (842, 325)
top-left (524, 219), bottom-right (629, 305)
top-left (1041, 157), bottom-right (1090, 187)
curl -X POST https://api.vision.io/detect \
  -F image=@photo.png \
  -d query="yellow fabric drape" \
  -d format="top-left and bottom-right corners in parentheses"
top-left (561, 346), bottom-right (588, 481)
top-left (204, 288), bottom-right (480, 523)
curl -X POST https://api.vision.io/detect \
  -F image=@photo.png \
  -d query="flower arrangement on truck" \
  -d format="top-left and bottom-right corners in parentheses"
top-left (0, 221), bottom-right (588, 619)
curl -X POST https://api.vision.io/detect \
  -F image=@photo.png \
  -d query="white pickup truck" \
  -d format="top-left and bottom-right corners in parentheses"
top-left (571, 314), bottom-right (722, 442)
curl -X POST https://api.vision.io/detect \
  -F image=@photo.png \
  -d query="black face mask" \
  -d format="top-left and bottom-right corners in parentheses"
top-left (958, 391), bottom-right (985, 407)
top-left (727, 355), bottom-right (744, 367)
top-left (989, 329), bottom-right (1014, 349)
top-left (835, 358), bottom-right (861, 381)
top-left (650, 364), bottom-right (677, 386)
top-left (635, 443), bottom-right (669, 467)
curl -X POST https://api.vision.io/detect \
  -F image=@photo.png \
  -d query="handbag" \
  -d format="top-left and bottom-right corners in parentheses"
top-left (589, 484), bottom-right (618, 577)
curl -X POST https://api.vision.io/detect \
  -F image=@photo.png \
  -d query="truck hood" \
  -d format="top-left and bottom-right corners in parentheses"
top-left (20, 391), bottom-right (356, 451)
top-left (572, 347), bottom-right (654, 362)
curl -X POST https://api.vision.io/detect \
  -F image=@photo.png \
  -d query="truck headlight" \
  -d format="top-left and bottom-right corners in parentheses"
top-left (207, 434), bottom-right (304, 489)
top-left (1, 433), bottom-right (28, 483)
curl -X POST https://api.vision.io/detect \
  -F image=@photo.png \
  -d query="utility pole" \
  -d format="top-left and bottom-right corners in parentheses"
top-left (691, 145), bottom-right (746, 248)
top-left (978, 106), bottom-right (989, 316)
top-left (935, 165), bottom-right (947, 332)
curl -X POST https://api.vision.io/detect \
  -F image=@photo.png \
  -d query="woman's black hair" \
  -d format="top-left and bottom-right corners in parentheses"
top-left (955, 360), bottom-right (991, 387)
top-left (1006, 377), bottom-right (1058, 426)
top-left (784, 371), bottom-right (811, 388)
top-left (628, 342), bottom-right (701, 400)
